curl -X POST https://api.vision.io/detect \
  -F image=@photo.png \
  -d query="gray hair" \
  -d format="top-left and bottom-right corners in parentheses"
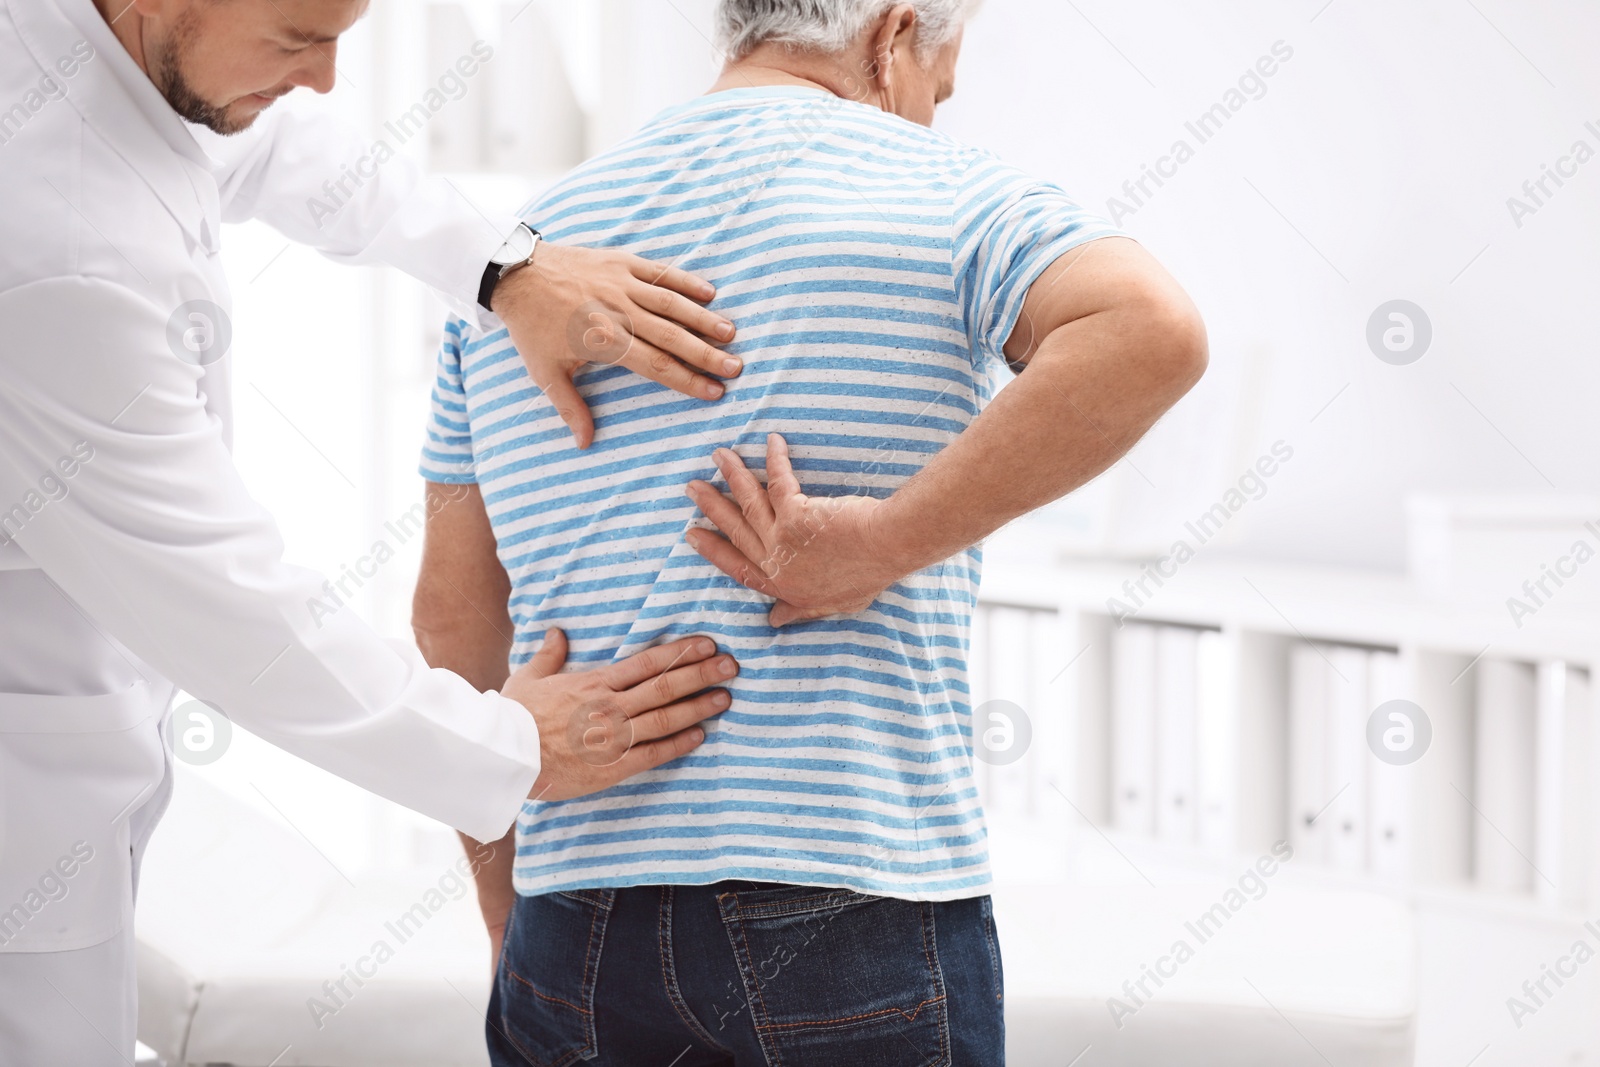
top-left (715, 0), bottom-right (973, 60)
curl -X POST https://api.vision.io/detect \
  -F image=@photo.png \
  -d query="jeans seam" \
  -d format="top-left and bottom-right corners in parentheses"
top-left (719, 891), bottom-right (787, 1067)
top-left (659, 886), bottom-right (734, 1055)
top-left (725, 890), bottom-right (861, 918)
top-left (920, 900), bottom-right (953, 1067)
top-left (980, 897), bottom-right (1004, 1004)
top-left (505, 970), bottom-right (593, 1017)
top-left (753, 998), bottom-right (946, 1031)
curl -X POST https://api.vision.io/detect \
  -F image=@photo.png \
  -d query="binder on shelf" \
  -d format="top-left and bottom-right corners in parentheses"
top-left (1225, 630), bottom-right (1291, 856)
top-left (1027, 610), bottom-right (1074, 822)
top-left (1289, 644), bottom-right (1333, 864)
top-left (1155, 626), bottom-right (1199, 844)
top-left (1410, 649), bottom-right (1477, 885)
top-left (1366, 650), bottom-right (1410, 883)
top-left (1063, 611), bottom-right (1115, 828)
top-left (984, 607), bottom-right (1037, 820)
top-left (1536, 662), bottom-right (1589, 909)
top-left (1474, 659), bottom-right (1538, 895)
top-left (1325, 645), bottom-right (1371, 874)
top-left (1195, 628), bottom-right (1236, 853)
top-left (1111, 623), bottom-right (1159, 835)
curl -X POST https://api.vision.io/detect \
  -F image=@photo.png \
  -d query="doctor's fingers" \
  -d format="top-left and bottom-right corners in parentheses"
top-left (600, 635), bottom-right (722, 690)
top-left (602, 719), bottom-right (713, 785)
top-left (537, 374), bottom-right (598, 451)
top-left (614, 653), bottom-right (740, 717)
top-left (631, 281), bottom-right (738, 350)
top-left (525, 629), bottom-right (570, 677)
top-left (626, 254), bottom-right (720, 305)
top-left (617, 324), bottom-right (730, 403)
top-left (626, 688), bottom-right (731, 746)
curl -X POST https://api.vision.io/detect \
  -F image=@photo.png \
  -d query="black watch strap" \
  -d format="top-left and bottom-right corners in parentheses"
top-left (476, 260), bottom-right (502, 313)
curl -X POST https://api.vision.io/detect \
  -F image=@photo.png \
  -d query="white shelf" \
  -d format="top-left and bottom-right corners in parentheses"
top-left (974, 551), bottom-right (1600, 919)
top-left (982, 555), bottom-right (1600, 665)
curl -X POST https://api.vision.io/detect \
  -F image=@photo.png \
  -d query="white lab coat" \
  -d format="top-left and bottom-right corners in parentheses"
top-left (0, 0), bottom-right (539, 996)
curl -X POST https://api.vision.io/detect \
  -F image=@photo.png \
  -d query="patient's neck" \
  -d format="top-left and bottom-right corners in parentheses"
top-left (709, 64), bottom-right (830, 95)
top-left (711, 46), bottom-right (885, 111)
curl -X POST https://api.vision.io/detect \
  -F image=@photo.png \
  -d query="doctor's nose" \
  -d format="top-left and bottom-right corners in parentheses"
top-left (294, 42), bottom-right (339, 95)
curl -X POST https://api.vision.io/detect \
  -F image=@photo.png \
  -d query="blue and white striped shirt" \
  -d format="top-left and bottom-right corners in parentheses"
top-left (421, 86), bottom-right (1119, 901)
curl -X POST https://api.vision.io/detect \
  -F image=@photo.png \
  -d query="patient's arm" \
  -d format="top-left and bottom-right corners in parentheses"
top-left (685, 236), bottom-right (1209, 625)
top-left (413, 482), bottom-right (519, 965)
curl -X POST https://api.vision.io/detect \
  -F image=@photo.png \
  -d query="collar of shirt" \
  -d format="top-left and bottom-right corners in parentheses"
top-left (9, 0), bottom-right (223, 255)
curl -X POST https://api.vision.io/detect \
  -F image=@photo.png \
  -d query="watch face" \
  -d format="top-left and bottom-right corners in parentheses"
top-left (493, 225), bottom-right (536, 267)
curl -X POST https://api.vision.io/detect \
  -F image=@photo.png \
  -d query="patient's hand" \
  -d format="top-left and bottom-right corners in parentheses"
top-left (492, 242), bottom-right (742, 450)
top-left (505, 630), bottom-right (738, 801)
top-left (684, 435), bottom-right (910, 628)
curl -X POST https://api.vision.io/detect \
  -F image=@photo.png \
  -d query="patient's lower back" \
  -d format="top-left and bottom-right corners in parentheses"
top-left (421, 85), bottom-right (1115, 899)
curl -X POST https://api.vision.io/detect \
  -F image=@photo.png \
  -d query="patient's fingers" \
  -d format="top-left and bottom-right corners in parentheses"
top-left (633, 284), bottom-right (739, 355)
top-left (600, 636), bottom-right (720, 691)
top-left (769, 602), bottom-right (811, 629)
top-left (616, 653), bottom-right (740, 717)
top-left (684, 527), bottom-right (777, 597)
top-left (628, 688), bottom-right (731, 745)
top-left (626, 255), bottom-right (718, 304)
top-left (538, 374), bottom-right (596, 451)
top-left (764, 434), bottom-right (804, 505)
top-left (715, 448), bottom-right (776, 532)
top-left (686, 481), bottom-right (766, 562)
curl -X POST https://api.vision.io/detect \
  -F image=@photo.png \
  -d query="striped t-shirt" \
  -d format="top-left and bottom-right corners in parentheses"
top-left (420, 86), bottom-right (1119, 901)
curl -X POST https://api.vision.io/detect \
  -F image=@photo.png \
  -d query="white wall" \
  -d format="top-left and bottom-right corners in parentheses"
top-left (936, 0), bottom-right (1600, 570)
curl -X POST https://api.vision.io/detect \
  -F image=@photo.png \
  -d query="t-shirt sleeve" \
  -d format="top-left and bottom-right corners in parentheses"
top-left (418, 318), bottom-right (478, 484)
top-left (951, 150), bottom-right (1125, 367)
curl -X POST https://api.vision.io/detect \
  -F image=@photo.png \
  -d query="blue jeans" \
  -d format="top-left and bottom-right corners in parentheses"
top-left (487, 882), bottom-right (1005, 1067)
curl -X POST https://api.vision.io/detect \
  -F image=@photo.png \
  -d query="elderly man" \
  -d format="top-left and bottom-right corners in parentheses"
top-left (413, 0), bottom-right (1207, 1063)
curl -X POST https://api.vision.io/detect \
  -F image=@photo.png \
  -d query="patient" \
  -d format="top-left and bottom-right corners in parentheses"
top-left (411, 1), bottom-right (1206, 1063)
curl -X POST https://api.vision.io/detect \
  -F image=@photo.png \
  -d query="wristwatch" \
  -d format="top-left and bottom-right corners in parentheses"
top-left (478, 222), bottom-right (541, 312)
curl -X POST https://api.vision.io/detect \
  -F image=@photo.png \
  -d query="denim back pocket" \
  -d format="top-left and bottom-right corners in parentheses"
top-left (496, 889), bottom-right (614, 1067)
top-left (717, 885), bottom-right (950, 1067)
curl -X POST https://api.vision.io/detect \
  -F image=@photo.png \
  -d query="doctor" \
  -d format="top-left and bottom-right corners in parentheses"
top-left (0, 0), bottom-right (744, 1062)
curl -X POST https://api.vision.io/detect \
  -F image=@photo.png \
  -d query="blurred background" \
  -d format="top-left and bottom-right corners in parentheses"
top-left (135, 1), bottom-right (1600, 1065)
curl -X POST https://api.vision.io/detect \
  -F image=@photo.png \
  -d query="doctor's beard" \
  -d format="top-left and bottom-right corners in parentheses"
top-left (151, 9), bottom-right (271, 135)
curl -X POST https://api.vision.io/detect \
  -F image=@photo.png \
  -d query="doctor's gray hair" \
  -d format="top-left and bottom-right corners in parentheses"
top-left (715, 0), bottom-right (977, 60)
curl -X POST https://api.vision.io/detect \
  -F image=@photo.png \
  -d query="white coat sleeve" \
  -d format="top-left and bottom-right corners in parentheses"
top-left (200, 104), bottom-right (518, 332)
top-left (0, 277), bottom-right (537, 843)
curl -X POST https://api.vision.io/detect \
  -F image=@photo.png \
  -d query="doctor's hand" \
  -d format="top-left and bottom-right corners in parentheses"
top-left (684, 435), bottom-right (914, 628)
top-left (504, 629), bottom-right (737, 802)
top-left (492, 242), bottom-right (740, 450)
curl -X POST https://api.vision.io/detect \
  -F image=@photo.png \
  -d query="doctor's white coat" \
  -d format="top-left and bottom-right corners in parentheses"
top-left (0, 0), bottom-right (542, 960)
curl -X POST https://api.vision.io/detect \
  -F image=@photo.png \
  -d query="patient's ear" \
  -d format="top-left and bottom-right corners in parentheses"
top-left (867, 3), bottom-right (919, 95)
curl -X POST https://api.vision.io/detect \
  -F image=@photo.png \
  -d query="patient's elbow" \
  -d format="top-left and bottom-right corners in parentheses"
top-left (1140, 288), bottom-right (1210, 396)
top-left (411, 585), bottom-right (453, 667)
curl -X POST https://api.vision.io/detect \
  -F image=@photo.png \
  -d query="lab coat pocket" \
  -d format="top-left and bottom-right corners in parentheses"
top-left (0, 681), bottom-right (166, 952)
